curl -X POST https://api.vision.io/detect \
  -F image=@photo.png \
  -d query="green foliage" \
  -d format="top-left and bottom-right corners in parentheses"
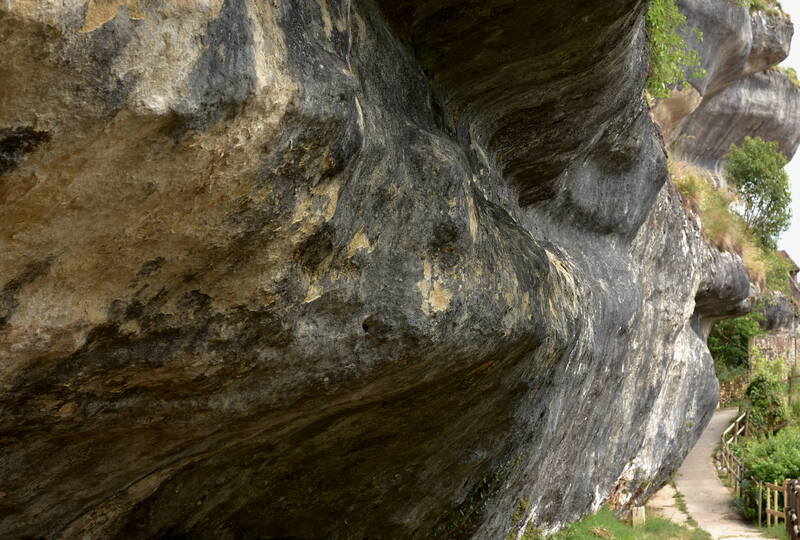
top-left (738, 0), bottom-right (786, 17)
top-left (758, 524), bottom-right (790, 540)
top-left (743, 427), bottom-right (800, 485)
top-left (745, 373), bottom-right (787, 435)
top-left (672, 489), bottom-right (700, 527)
top-left (646, 0), bottom-right (706, 98)
top-left (775, 66), bottom-right (800, 88)
top-left (708, 313), bottom-right (764, 383)
top-left (544, 507), bottom-right (710, 539)
top-left (513, 498), bottom-right (530, 523)
top-left (763, 250), bottom-right (796, 297)
top-left (790, 364), bottom-right (800, 424)
top-left (673, 173), bottom-right (706, 213)
top-left (520, 523), bottom-right (542, 540)
top-left (668, 161), bottom-right (776, 287)
top-left (726, 136), bottom-right (791, 250)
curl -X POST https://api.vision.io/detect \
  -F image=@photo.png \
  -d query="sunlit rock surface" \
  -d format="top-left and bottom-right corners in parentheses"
top-left (655, 0), bottom-right (800, 176)
top-left (0, 0), bottom-right (768, 538)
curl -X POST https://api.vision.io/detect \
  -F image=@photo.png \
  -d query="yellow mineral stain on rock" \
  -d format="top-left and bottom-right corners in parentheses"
top-left (303, 282), bottom-right (322, 303)
top-left (80, 0), bottom-right (144, 33)
top-left (416, 276), bottom-right (431, 301)
top-left (544, 250), bottom-right (580, 332)
top-left (466, 195), bottom-right (478, 241)
top-left (422, 260), bottom-right (432, 281)
top-left (315, 181), bottom-right (340, 221)
top-left (416, 260), bottom-right (451, 314)
top-left (430, 281), bottom-right (452, 312)
top-left (347, 226), bottom-right (373, 257)
top-left (55, 402), bottom-right (77, 417)
top-left (290, 191), bottom-right (313, 225)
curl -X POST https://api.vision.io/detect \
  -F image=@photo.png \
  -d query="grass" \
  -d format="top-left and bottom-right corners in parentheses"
top-left (759, 524), bottom-right (789, 539)
top-left (669, 160), bottom-right (771, 287)
top-left (513, 498), bottom-right (530, 522)
top-left (535, 507), bottom-right (712, 540)
top-left (772, 66), bottom-right (800, 89)
top-left (738, 0), bottom-right (787, 17)
top-left (671, 489), bottom-right (700, 528)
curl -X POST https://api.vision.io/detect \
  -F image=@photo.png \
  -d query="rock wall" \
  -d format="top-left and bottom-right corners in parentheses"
top-left (752, 333), bottom-right (800, 374)
top-left (654, 0), bottom-right (800, 177)
top-left (761, 293), bottom-right (798, 332)
top-left (0, 0), bottom-right (774, 538)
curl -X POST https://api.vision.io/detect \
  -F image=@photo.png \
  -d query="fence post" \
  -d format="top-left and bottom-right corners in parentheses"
top-left (768, 484), bottom-right (772, 528)
top-left (786, 480), bottom-right (790, 525)
top-left (758, 481), bottom-right (763, 526)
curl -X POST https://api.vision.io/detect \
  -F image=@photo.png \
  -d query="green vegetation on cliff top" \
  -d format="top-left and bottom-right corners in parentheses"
top-left (645, 0), bottom-right (706, 98)
top-left (671, 137), bottom-right (792, 290)
top-left (773, 66), bottom-right (800, 89)
top-left (738, 0), bottom-right (786, 18)
top-left (727, 136), bottom-right (792, 250)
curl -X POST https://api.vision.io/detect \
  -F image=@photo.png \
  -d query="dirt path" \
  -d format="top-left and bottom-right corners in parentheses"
top-left (674, 408), bottom-right (764, 539)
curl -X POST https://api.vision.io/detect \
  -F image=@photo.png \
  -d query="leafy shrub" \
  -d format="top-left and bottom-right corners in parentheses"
top-left (744, 429), bottom-right (800, 481)
top-left (709, 314), bottom-right (764, 382)
top-left (741, 427), bottom-right (800, 494)
top-left (671, 152), bottom-right (795, 388)
top-left (745, 373), bottom-right (787, 435)
top-left (726, 136), bottom-right (791, 250)
top-left (763, 249), bottom-right (796, 297)
top-left (738, 0), bottom-right (786, 17)
top-left (646, 0), bottom-right (706, 98)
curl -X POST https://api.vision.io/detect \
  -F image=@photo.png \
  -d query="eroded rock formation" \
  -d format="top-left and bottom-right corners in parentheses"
top-left (0, 0), bottom-right (786, 538)
top-left (654, 0), bottom-right (800, 177)
top-left (760, 292), bottom-right (798, 332)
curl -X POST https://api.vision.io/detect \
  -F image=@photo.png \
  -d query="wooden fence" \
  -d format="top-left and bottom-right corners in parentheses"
top-left (717, 412), bottom-right (747, 496)
top-left (762, 480), bottom-right (788, 528)
top-left (717, 412), bottom-right (800, 539)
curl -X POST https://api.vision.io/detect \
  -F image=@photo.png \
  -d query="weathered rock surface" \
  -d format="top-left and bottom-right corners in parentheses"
top-left (654, 0), bottom-right (800, 176)
top-left (671, 69), bottom-right (800, 175)
top-left (0, 0), bottom-right (768, 538)
top-left (760, 293), bottom-right (798, 332)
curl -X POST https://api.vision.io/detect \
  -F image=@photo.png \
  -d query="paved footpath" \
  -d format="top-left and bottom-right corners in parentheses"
top-left (674, 408), bottom-right (764, 539)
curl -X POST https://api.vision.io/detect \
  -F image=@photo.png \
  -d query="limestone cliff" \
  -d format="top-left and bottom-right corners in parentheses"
top-left (0, 1), bottom-right (783, 538)
top-left (654, 0), bottom-right (800, 177)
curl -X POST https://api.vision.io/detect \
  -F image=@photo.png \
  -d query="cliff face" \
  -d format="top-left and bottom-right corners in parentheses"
top-left (761, 293), bottom-right (798, 331)
top-left (0, 1), bottom-right (772, 538)
top-left (654, 0), bottom-right (800, 176)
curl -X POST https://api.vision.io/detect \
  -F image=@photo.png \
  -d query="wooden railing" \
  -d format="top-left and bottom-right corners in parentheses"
top-left (762, 480), bottom-right (788, 528)
top-left (718, 412), bottom-right (747, 496)
top-left (756, 479), bottom-right (800, 539)
top-left (716, 413), bottom-right (800, 538)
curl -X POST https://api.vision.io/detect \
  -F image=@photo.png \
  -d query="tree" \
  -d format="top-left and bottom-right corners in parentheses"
top-left (646, 0), bottom-right (706, 98)
top-left (745, 373), bottom-right (787, 435)
top-left (726, 136), bottom-right (791, 249)
top-left (708, 312), bottom-right (763, 382)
